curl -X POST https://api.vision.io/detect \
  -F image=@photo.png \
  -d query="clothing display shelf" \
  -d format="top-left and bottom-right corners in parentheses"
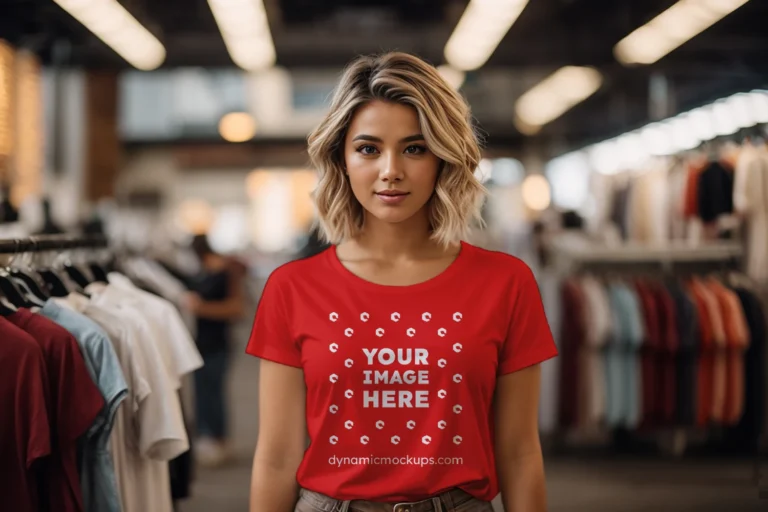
top-left (547, 232), bottom-right (743, 274)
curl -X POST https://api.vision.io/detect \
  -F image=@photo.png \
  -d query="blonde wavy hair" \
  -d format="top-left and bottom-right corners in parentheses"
top-left (307, 52), bottom-right (487, 248)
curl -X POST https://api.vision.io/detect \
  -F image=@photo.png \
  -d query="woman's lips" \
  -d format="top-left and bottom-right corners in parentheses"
top-left (375, 192), bottom-right (409, 205)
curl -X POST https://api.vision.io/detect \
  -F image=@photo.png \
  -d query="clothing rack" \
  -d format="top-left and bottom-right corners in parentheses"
top-left (0, 234), bottom-right (108, 254)
top-left (0, 232), bottom-right (202, 512)
top-left (545, 232), bottom-right (767, 461)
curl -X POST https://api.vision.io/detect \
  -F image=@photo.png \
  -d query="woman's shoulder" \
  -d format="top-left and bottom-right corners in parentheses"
top-left (264, 246), bottom-right (335, 285)
top-left (461, 241), bottom-right (534, 279)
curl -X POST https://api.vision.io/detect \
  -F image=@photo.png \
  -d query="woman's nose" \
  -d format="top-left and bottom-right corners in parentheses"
top-left (380, 153), bottom-right (404, 182)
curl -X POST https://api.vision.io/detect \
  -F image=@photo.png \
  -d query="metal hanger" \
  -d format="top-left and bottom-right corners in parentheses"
top-left (8, 239), bottom-right (49, 304)
top-left (0, 294), bottom-right (16, 315)
top-left (53, 245), bottom-right (91, 298)
top-left (0, 240), bottom-right (37, 308)
top-left (34, 239), bottom-right (72, 298)
top-left (64, 261), bottom-right (92, 289)
top-left (89, 260), bottom-right (109, 284)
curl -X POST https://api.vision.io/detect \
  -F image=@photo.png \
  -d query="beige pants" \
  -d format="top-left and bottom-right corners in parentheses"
top-left (294, 487), bottom-right (495, 512)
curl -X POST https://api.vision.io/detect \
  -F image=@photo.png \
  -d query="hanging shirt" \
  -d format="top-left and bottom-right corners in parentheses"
top-left (667, 159), bottom-right (689, 240)
top-left (707, 281), bottom-right (750, 425)
top-left (56, 292), bottom-right (187, 512)
top-left (695, 279), bottom-right (727, 424)
top-left (558, 278), bottom-right (586, 430)
top-left (121, 257), bottom-right (197, 336)
top-left (733, 145), bottom-right (768, 286)
top-left (686, 280), bottom-right (715, 427)
top-left (652, 284), bottom-right (679, 425)
top-left (579, 276), bottom-right (612, 429)
top-left (666, 282), bottom-right (699, 426)
top-left (5, 309), bottom-right (105, 512)
top-left (0, 318), bottom-right (50, 512)
top-left (103, 273), bottom-right (203, 380)
top-left (95, 275), bottom-right (202, 509)
top-left (39, 301), bottom-right (128, 512)
top-left (732, 288), bottom-right (767, 443)
top-left (697, 161), bottom-right (735, 223)
top-left (609, 283), bottom-right (645, 429)
top-left (246, 242), bottom-right (558, 502)
top-left (633, 281), bottom-right (660, 428)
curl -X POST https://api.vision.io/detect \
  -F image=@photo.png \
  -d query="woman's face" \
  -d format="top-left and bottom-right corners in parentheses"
top-left (343, 100), bottom-right (441, 227)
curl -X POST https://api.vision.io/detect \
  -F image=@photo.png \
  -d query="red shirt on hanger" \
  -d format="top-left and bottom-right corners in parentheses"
top-left (0, 317), bottom-right (51, 512)
top-left (6, 309), bottom-right (104, 512)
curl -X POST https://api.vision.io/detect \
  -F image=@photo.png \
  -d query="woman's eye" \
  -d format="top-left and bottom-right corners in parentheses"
top-left (357, 145), bottom-right (378, 155)
top-left (404, 145), bottom-right (427, 155)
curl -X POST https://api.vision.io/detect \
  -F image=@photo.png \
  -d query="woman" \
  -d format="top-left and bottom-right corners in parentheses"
top-left (246, 52), bottom-right (558, 511)
top-left (185, 234), bottom-right (246, 467)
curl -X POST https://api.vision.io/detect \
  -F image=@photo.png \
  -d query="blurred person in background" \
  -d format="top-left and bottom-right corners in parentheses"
top-left (246, 52), bottom-right (557, 512)
top-left (185, 233), bottom-right (246, 467)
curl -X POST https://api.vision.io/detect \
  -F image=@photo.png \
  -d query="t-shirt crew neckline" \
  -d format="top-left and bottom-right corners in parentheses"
top-left (327, 240), bottom-right (471, 294)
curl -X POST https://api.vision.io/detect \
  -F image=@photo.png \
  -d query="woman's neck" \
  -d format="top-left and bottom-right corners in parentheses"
top-left (347, 212), bottom-right (445, 260)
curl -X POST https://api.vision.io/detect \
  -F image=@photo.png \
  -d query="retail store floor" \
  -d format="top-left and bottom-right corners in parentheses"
top-left (176, 334), bottom-right (766, 512)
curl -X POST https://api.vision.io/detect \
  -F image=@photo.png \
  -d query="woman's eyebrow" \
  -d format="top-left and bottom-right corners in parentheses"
top-left (350, 134), bottom-right (424, 143)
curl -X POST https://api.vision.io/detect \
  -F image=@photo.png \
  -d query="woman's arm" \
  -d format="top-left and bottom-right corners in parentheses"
top-left (495, 364), bottom-right (548, 512)
top-left (250, 359), bottom-right (307, 512)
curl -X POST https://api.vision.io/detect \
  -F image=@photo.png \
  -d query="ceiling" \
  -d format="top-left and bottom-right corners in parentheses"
top-left (2, 0), bottom-right (768, 153)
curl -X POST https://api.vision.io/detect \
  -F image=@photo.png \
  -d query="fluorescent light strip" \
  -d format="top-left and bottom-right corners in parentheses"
top-left (551, 89), bottom-right (768, 175)
top-left (614, 0), bottom-right (752, 65)
top-left (444, 0), bottom-right (529, 71)
top-left (208, 0), bottom-right (276, 71)
top-left (53, 0), bottom-right (165, 70)
top-left (437, 64), bottom-right (466, 90)
top-left (514, 66), bottom-right (603, 134)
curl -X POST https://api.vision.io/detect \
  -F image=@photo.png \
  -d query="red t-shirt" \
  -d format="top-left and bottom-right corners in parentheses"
top-left (7, 309), bottom-right (105, 512)
top-left (0, 318), bottom-right (51, 512)
top-left (246, 241), bottom-right (558, 502)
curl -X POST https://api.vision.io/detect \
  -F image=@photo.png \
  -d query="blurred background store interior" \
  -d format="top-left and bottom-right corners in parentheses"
top-left (2, 0), bottom-right (768, 511)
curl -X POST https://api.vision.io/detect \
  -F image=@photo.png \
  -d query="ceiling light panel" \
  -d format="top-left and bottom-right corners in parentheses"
top-left (514, 66), bottom-right (603, 134)
top-left (53, 0), bottom-right (166, 70)
top-left (208, 0), bottom-right (276, 71)
top-left (437, 64), bottom-right (466, 90)
top-left (614, 0), bottom-right (752, 66)
top-left (444, 0), bottom-right (530, 71)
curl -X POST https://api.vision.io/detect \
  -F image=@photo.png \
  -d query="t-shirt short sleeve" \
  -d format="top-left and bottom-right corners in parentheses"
top-left (156, 301), bottom-right (202, 377)
top-left (245, 270), bottom-right (302, 368)
top-left (57, 330), bottom-right (106, 443)
top-left (122, 315), bottom-right (188, 461)
top-left (497, 262), bottom-right (559, 376)
top-left (17, 340), bottom-right (52, 467)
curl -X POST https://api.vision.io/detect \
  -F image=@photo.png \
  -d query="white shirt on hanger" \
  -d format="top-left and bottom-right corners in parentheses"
top-left (96, 273), bottom-right (203, 381)
top-left (55, 293), bottom-right (187, 512)
top-left (734, 144), bottom-right (768, 286)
